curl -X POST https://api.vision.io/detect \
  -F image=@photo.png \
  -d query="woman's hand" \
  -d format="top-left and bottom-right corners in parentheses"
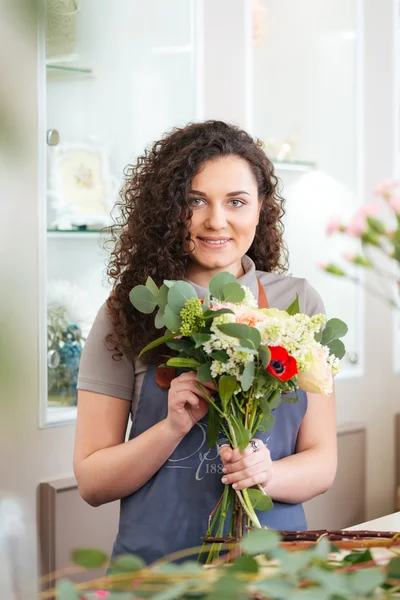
top-left (165, 371), bottom-right (216, 438)
top-left (219, 440), bottom-right (273, 491)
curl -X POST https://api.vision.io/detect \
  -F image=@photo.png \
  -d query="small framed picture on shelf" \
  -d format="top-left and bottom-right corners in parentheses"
top-left (47, 140), bottom-right (120, 230)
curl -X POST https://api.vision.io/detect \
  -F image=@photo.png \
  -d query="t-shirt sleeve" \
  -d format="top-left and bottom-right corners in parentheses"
top-left (303, 280), bottom-right (326, 317)
top-left (77, 302), bottom-right (134, 401)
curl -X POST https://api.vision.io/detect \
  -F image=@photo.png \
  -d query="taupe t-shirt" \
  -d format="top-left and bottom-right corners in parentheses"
top-left (77, 256), bottom-right (325, 416)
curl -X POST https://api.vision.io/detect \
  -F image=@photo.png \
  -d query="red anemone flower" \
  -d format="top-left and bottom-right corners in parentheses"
top-left (266, 346), bottom-right (298, 381)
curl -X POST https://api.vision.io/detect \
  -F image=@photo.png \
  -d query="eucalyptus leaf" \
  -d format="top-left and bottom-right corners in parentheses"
top-left (145, 276), bottom-right (159, 297)
top-left (158, 284), bottom-right (169, 309)
top-left (279, 549), bottom-right (314, 574)
top-left (306, 567), bottom-right (351, 597)
top-left (218, 375), bottom-right (237, 410)
top-left (241, 359), bottom-right (255, 392)
top-left (240, 528), bottom-right (282, 555)
top-left (163, 280), bottom-right (175, 288)
top-left (313, 536), bottom-right (331, 559)
top-left (168, 281), bottom-right (198, 313)
top-left (129, 285), bottom-right (158, 314)
top-left (388, 556), bottom-right (400, 577)
top-left (327, 338), bottom-right (346, 360)
top-left (56, 579), bottom-right (80, 600)
top-left (192, 332), bottom-right (211, 348)
top-left (221, 282), bottom-right (246, 303)
top-left (269, 390), bottom-right (282, 410)
top-left (254, 579), bottom-right (296, 599)
top-left (164, 305), bottom-right (181, 332)
top-left (110, 554), bottom-right (145, 572)
top-left (229, 413), bottom-right (251, 450)
top-left (233, 344), bottom-right (257, 354)
top-left (286, 294), bottom-right (300, 315)
top-left (217, 323), bottom-right (261, 349)
top-left (166, 339), bottom-right (193, 352)
top-left (166, 357), bottom-right (201, 368)
top-left (207, 403), bottom-right (220, 450)
top-left (197, 362), bottom-right (213, 382)
top-left (71, 547), bottom-right (108, 569)
top-left (207, 574), bottom-right (248, 600)
top-left (231, 554), bottom-right (259, 573)
top-left (321, 325), bottom-right (335, 345)
top-left (211, 350), bottom-right (229, 363)
top-left (259, 345), bottom-right (271, 368)
top-left (151, 582), bottom-right (190, 600)
top-left (246, 488), bottom-right (273, 512)
top-left (349, 568), bottom-right (385, 595)
top-left (107, 593), bottom-right (135, 600)
top-left (325, 317), bottom-right (348, 339)
top-left (209, 271), bottom-right (237, 300)
top-left (341, 549), bottom-right (373, 565)
top-left (139, 332), bottom-right (178, 357)
top-left (155, 307), bottom-right (165, 329)
top-left (258, 413), bottom-right (275, 432)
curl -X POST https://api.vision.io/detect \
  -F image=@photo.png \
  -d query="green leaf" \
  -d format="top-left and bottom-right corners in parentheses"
top-left (254, 579), bottom-right (296, 599)
top-left (240, 528), bottom-right (282, 555)
top-left (155, 307), bottom-right (165, 329)
top-left (207, 404), bottom-right (220, 450)
top-left (241, 360), bottom-right (255, 392)
top-left (218, 375), bottom-right (237, 410)
top-left (306, 567), bottom-right (351, 597)
top-left (151, 582), bottom-right (190, 600)
top-left (158, 284), bottom-right (169, 309)
top-left (211, 350), bottom-right (229, 362)
top-left (388, 556), bottom-right (400, 578)
top-left (231, 553), bottom-right (259, 573)
top-left (246, 488), bottom-right (273, 511)
top-left (166, 339), bottom-right (193, 352)
top-left (313, 536), bottom-right (331, 559)
top-left (209, 271), bottom-right (237, 300)
top-left (107, 593), bottom-right (135, 600)
top-left (166, 357), bottom-right (201, 368)
top-left (259, 345), bottom-right (271, 368)
top-left (321, 325), bottom-right (335, 345)
top-left (269, 390), bottom-right (282, 410)
top-left (286, 294), bottom-right (300, 315)
top-left (349, 568), bottom-right (386, 595)
top-left (145, 276), bottom-right (159, 297)
top-left (163, 280), bottom-right (175, 288)
top-left (279, 549), bottom-right (314, 574)
top-left (221, 282), bottom-right (246, 303)
top-left (203, 308), bottom-right (234, 320)
top-left (229, 413), bottom-right (251, 450)
top-left (232, 344), bottom-right (257, 354)
top-left (168, 281), bottom-right (198, 313)
top-left (197, 362), bottom-right (213, 382)
top-left (327, 338), bottom-right (346, 359)
top-left (258, 413), bottom-right (275, 432)
top-left (341, 549), bottom-right (373, 565)
top-left (192, 332), bottom-right (211, 348)
top-left (110, 554), bottom-right (145, 572)
top-left (164, 305), bottom-right (181, 332)
top-left (325, 317), bottom-right (348, 339)
top-left (217, 323), bottom-right (261, 349)
top-left (139, 332), bottom-right (178, 357)
top-left (286, 589), bottom-right (329, 600)
top-left (207, 574), bottom-right (248, 600)
top-left (56, 579), bottom-right (80, 600)
top-left (70, 547), bottom-right (108, 569)
top-left (129, 285), bottom-right (157, 314)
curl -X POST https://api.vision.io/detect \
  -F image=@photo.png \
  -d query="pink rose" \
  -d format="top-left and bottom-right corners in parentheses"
top-left (326, 216), bottom-right (342, 236)
top-left (374, 179), bottom-right (399, 197)
top-left (235, 307), bottom-right (267, 328)
top-left (388, 195), bottom-right (400, 214)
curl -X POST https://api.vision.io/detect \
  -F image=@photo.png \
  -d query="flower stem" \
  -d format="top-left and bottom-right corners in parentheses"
top-left (195, 382), bottom-right (225, 417)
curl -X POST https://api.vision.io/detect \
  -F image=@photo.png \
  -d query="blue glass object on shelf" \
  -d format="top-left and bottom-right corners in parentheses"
top-left (48, 308), bottom-right (84, 406)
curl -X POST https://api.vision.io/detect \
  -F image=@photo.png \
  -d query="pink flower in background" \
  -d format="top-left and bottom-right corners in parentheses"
top-left (92, 592), bottom-right (109, 599)
top-left (374, 179), bottom-right (399, 197)
top-left (342, 252), bottom-right (355, 262)
top-left (345, 203), bottom-right (381, 237)
top-left (253, 0), bottom-right (266, 44)
top-left (327, 216), bottom-right (342, 236)
top-left (388, 195), bottom-right (400, 214)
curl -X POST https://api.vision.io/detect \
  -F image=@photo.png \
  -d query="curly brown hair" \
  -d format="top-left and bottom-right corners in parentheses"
top-left (106, 120), bottom-right (288, 362)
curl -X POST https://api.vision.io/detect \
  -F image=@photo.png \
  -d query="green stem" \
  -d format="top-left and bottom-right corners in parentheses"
top-left (248, 400), bottom-right (258, 432)
top-left (235, 489), bottom-right (261, 528)
top-left (233, 393), bottom-right (245, 414)
top-left (195, 382), bottom-right (225, 417)
top-left (251, 412), bottom-right (263, 438)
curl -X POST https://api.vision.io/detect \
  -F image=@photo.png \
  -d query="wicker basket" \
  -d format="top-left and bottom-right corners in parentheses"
top-left (46, 0), bottom-right (80, 59)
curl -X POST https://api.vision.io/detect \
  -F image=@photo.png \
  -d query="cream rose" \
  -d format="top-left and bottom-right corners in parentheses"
top-left (297, 346), bottom-right (333, 395)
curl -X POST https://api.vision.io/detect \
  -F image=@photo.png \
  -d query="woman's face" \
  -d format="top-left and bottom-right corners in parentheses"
top-left (185, 155), bottom-right (261, 282)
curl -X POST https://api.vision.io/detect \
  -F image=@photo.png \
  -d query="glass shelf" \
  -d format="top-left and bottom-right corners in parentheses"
top-left (46, 64), bottom-right (94, 81)
top-left (272, 160), bottom-right (316, 173)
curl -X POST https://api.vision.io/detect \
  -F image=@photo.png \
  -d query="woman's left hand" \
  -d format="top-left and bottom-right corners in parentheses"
top-left (219, 439), bottom-right (273, 491)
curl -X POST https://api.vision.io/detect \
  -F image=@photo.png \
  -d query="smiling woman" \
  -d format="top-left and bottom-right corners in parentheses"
top-left (73, 120), bottom-right (337, 566)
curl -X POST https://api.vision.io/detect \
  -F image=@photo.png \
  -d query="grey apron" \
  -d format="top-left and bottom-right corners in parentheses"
top-left (111, 363), bottom-right (307, 564)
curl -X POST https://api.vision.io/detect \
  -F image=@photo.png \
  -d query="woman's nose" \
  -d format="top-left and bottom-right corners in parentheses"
top-left (204, 206), bottom-right (227, 230)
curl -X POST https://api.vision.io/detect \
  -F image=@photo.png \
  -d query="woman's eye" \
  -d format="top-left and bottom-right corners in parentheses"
top-left (230, 199), bottom-right (245, 207)
top-left (189, 197), bottom-right (204, 207)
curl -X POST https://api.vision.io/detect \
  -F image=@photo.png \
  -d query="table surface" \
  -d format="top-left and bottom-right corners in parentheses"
top-left (348, 512), bottom-right (400, 531)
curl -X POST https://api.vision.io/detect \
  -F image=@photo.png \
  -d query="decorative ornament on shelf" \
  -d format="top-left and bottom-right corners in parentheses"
top-left (47, 280), bottom-right (95, 406)
top-left (46, 0), bottom-right (80, 59)
top-left (321, 179), bottom-right (400, 311)
top-left (47, 139), bottom-right (120, 230)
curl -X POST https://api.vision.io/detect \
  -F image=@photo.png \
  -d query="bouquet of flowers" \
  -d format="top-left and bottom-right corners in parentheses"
top-left (130, 272), bottom-right (347, 562)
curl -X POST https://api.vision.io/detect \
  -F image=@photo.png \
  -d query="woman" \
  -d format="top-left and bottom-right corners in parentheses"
top-left (74, 120), bottom-right (337, 564)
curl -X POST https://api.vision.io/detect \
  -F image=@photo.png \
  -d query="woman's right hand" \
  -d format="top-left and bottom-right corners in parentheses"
top-left (165, 371), bottom-right (216, 438)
